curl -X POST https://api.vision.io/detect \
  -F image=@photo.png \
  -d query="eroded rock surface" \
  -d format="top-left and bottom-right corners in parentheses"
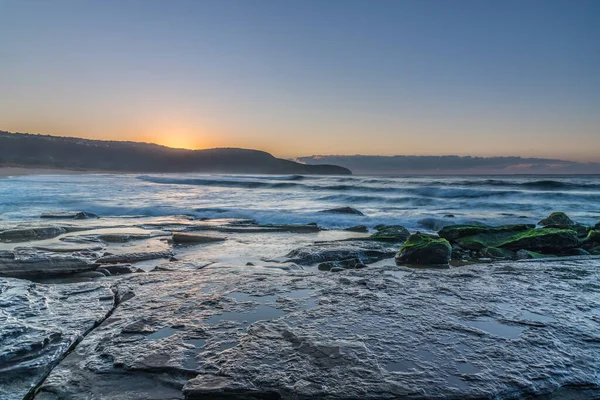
top-left (33, 259), bottom-right (600, 399)
top-left (0, 278), bottom-right (115, 400)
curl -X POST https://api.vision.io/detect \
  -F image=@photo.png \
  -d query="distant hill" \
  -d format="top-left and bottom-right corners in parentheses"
top-left (0, 131), bottom-right (351, 175)
top-left (297, 155), bottom-right (600, 175)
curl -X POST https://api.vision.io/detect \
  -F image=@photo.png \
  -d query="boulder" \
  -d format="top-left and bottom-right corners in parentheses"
top-left (172, 232), bottom-right (226, 244)
top-left (369, 225), bottom-right (410, 242)
top-left (538, 212), bottom-right (574, 227)
top-left (344, 225), bottom-right (369, 233)
top-left (319, 207), bottom-right (364, 216)
top-left (595, 221), bottom-right (600, 230)
top-left (585, 230), bottom-right (600, 244)
top-left (395, 233), bottom-right (451, 266)
top-left (439, 224), bottom-right (533, 242)
top-left (499, 228), bottom-right (580, 253)
top-left (285, 241), bottom-right (395, 266)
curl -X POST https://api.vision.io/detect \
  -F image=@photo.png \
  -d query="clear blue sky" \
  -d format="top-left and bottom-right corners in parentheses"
top-left (1, 0), bottom-right (598, 161)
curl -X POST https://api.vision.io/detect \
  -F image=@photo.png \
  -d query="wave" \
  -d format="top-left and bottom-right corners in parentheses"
top-left (138, 175), bottom-right (302, 189)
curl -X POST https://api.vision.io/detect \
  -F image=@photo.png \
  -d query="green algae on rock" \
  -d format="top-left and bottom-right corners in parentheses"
top-left (369, 225), bottom-right (410, 242)
top-left (395, 233), bottom-right (451, 266)
top-left (438, 224), bottom-right (533, 242)
top-left (498, 228), bottom-right (580, 252)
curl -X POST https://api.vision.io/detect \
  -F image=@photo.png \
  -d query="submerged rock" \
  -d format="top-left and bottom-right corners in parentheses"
top-left (368, 225), bottom-right (410, 242)
top-left (395, 233), bottom-right (451, 266)
top-left (538, 211), bottom-right (575, 227)
top-left (0, 256), bottom-right (96, 279)
top-left (319, 206), bottom-right (364, 216)
top-left (344, 225), bottom-right (368, 233)
top-left (172, 232), bottom-right (226, 244)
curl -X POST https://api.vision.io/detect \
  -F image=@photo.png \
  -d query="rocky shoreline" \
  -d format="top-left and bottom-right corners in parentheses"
top-left (1, 210), bottom-right (599, 399)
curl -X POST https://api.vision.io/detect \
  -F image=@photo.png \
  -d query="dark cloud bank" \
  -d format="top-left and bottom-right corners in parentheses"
top-left (297, 155), bottom-right (600, 175)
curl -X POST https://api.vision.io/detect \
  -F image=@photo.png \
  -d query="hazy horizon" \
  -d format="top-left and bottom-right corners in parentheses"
top-left (1, 0), bottom-right (599, 162)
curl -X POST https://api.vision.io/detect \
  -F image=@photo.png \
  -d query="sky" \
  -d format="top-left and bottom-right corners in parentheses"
top-left (0, 0), bottom-right (598, 161)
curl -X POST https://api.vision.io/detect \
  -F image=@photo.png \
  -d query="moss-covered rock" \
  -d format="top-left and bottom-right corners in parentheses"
top-left (538, 212), bottom-right (574, 227)
top-left (369, 225), bottom-right (410, 242)
top-left (395, 233), bottom-right (451, 266)
top-left (455, 227), bottom-right (580, 253)
top-left (438, 224), bottom-right (533, 242)
top-left (585, 229), bottom-right (600, 243)
top-left (479, 247), bottom-right (515, 260)
top-left (595, 221), bottom-right (600, 230)
top-left (499, 228), bottom-right (580, 252)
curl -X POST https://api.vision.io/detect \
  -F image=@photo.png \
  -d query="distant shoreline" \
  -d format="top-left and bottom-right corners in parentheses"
top-left (0, 166), bottom-right (95, 177)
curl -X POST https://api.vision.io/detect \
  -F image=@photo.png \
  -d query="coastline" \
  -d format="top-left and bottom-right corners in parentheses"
top-left (0, 166), bottom-right (94, 178)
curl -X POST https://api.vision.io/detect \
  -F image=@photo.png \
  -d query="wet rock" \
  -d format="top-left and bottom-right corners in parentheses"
top-left (188, 223), bottom-right (320, 234)
top-left (515, 249), bottom-right (546, 260)
top-left (33, 244), bottom-right (104, 253)
top-left (595, 221), bottom-right (600, 230)
top-left (183, 375), bottom-right (281, 399)
top-left (318, 258), bottom-right (367, 271)
top-left (479, 247), bottom-right (515, 260)
top-left (395, 233), bottom-right (451, 266)
top-left (172, 232), bottom-right (226, 244)
top-left (538, 212), bottom-right (575, 227)
top-left (439, 224), bottom-right (533, 242)
top-left (40, 211), bottom-right (98, 219)
top-left (499, 228), bottom-right (580, 253)
top-left (100, 264), bottom-right (144, 275)
top-left (0, 250), bottom-right (15, 259)
top-left (0, 227), bottom-right (67, 242)
top-left (369, 225), bottom-right (410, 242)
top-left (0, 278), bottom-right (114, 400)
top-left (319, 207), bottom-right (364, 216)
top-left (0, 256), bottom-right (96, 279)
top-left (584, 229), bottom-right (600, 244)
top-left (31, 260), bottom-right (600, 400)
top-left (344, 225), bottom-right (368, 233)
top-left (453, 227), bottom-right (580, 253)
top-left (444, 214), bottom-right (455, 218)
top-left (285, 241), bottom-right (395, 266)
top-left (96, 251), bottom-right (173, 264)
top-left (564, 248), bottom-right (590, 256)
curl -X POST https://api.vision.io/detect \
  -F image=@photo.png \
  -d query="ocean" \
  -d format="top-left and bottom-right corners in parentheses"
top-left (2, 173), bottom-right (599, 230)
